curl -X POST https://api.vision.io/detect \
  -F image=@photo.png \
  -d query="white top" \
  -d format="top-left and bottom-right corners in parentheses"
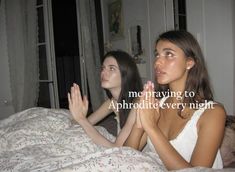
top-left (110, 98), bottom-right (121, 134)
top-left (147, 97), bottom-right (223, 169)
top-left (114, 112), bottom-right (121, 134)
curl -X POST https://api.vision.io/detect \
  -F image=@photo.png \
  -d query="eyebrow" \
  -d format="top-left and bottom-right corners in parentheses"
top-left (162, 48), bottom-right (176, 52)
top-left (109, 65), bottom-right (118, 68)
top-left (154, 48), bottom-right (176, 54)
top-left (102, 64), bottom-right (119, 68)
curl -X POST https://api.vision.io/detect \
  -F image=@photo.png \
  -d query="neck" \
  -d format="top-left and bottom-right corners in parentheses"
top-left (169, 73), bottom-right (187, 98)
top-left (169, 82), bottom-right (186, 103)
top-left (110, 88), bottom-right (121, 101)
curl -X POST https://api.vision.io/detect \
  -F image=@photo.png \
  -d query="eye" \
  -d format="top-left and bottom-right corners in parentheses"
top-left (109, 66), bottom-right (116, 71)
top-left (164, 51), bottom-right (175, 58)
top-left (100, 66), bottom-right (105, 72)
top-left (154, 52), bottom-right (160, 59)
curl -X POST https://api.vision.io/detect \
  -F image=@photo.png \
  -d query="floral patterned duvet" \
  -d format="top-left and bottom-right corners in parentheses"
top-left (0, 107), bottom-right (165, 172)
top-left (0, 107), bottom-right (233, 172)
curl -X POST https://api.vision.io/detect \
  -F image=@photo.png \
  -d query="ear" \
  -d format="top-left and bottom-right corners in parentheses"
top-left (186, 58), bottom-right (195, 70)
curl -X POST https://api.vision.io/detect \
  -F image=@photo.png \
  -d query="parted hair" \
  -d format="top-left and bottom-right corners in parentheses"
top-left (155, 30), bottom-right (213, 116)
top-left (103, 50), bottom-right (142, 128)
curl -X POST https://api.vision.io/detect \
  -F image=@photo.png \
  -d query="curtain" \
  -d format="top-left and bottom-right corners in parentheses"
top-left (5, 0), bottom-right (38, 112)
top-left (76, 0), bottom-right (105, 111)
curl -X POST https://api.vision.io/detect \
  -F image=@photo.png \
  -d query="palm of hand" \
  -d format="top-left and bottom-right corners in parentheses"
top-left (68, 84), bottom-right (88, 122)
top-left (138, 81), bottom-right (160, 130)
top-left (139, 104), bottom-right (159, 129)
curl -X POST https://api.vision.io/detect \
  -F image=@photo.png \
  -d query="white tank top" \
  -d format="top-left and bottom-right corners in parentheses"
top-left (147, 97), bottom-right (223, 169)
top-left (114, 112), bottom-right (121, 134)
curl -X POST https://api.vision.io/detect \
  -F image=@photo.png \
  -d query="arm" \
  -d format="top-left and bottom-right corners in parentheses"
top-left (124, 82), bottom-right (156, 150)
top-left (190, 104), bottom-right (226, 167)
top-left (139, 81), bottom-right (190, 169)
top-left (139, 82), bottom-right (226, 170)
top-left (124, 124), bottom-right (147, 150)
top-left (87, 99), bottom-right (113, 125)
top-left (68, 84), bottom-right (137, 147)
top-left (124, 107), bottom-right (147, 150)
top-left (68, 83), bottom-right (112, 125)
top-left (68, 84), bottom-right (114, 147)
top-left (77, 102), bottom-right (138, 147)
top-left (111, 107), bottom-right (139, 147)
top-left (144, 104), bottom-right (226, 170)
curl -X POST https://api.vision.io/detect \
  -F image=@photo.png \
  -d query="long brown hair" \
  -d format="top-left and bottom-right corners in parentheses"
top-left (103, 50), bottom-right (142, 128)
top-left (155, 30), bottom-right (213, 115)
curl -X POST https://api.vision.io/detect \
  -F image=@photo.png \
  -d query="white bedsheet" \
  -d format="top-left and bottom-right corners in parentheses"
top-left (0, 107), bottom-right (234, 172)
top-left (0, 107), bottom-right (165, 171)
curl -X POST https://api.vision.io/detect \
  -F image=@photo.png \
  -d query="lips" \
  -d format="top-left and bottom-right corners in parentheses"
top-left (101, 77), bottom-right (108, 82)
top-left (155, 69), bottom-right (166, 77)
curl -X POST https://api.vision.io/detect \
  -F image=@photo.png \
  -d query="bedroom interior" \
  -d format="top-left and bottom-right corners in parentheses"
top-left (0, 0), bottom-right (235, 171)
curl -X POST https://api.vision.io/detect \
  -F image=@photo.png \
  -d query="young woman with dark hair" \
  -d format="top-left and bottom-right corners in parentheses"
top-left (68, 50), bottom-right (142, 147)
top-left (124, 30), bottom-right (226, 170)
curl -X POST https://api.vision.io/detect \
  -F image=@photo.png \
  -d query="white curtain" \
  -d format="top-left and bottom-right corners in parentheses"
top-left (76, 0), bottom-right (105, 110)
top-left (5, 0), bottom-right (38, 112)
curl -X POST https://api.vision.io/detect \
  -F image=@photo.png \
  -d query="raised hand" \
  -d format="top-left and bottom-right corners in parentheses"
top-left (136, 108), bottom-right (143, 129)
top-left (68, 83), bottom-right (89, 122)
top-left (138, 81), bottom-right (160, 131)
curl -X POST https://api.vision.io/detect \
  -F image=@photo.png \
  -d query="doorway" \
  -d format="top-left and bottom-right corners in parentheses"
top-left (37, 0), bottom-right (103, 111)
top-left (51, 0), bottom-right (81, 108)
top-left (37, 0), bottom-right (83, 109)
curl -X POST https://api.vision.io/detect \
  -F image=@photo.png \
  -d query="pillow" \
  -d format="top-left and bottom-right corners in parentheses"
top-left (221, 115), bottom-right (235, 167)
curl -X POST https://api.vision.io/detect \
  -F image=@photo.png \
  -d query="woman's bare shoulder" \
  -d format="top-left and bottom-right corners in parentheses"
top-left (199, 102), bottom-right (226, 126)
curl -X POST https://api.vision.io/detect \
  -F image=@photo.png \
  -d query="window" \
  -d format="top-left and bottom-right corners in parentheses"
top-left (36, 0), bottom-right (59, 108)
top-left (173, 0), bottom-right (187, 30)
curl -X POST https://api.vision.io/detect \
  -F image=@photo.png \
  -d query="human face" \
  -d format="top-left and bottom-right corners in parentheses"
top-left (100, 56), bottom-right (121, 90)
top-left (154, 40), bottom-right (192, 90)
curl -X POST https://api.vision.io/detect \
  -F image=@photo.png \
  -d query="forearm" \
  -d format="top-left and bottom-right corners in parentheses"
top-left (87, 100), bottom-right (112, 125)
top-left (124, 125), bottom-right (144, 150)
top-left (146, 127), bottom-right (191, 170)
top-left (78, 119), bottom-right (114, 147)
top-left (87, 115), bottom-right (97, 125)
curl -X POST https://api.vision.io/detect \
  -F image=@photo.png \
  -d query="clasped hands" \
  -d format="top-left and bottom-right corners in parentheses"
top-left (68, 83), bottom-right (89, 122)
top-left (136, 81), bottom-right (160, 131)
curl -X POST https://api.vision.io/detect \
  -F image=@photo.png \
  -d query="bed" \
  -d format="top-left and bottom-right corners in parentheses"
top-left (0, 107), bottom-right (234, 172)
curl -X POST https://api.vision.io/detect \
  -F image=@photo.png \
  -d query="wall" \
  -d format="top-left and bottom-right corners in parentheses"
top-left (101, 0), bottom-right (174, 82)
top-left (102, 0), bottom-right (235, 115)
top-left (234, 0), bottom-right (235, 115)
top-left (187, 0), bottom-right (235, 115)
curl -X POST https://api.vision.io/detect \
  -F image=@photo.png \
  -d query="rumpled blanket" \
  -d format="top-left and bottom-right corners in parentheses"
top-left (0, 107), bottom-right (234, 172)
top-left (0, 107), bottom-right (165, 171)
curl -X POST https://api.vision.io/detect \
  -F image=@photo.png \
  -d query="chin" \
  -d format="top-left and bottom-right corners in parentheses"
top-left (101, 83), bottom-right (109, 89)
top-left (156, 79), bottom-right (169, 85)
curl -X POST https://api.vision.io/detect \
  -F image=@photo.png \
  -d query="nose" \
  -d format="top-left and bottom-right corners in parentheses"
top-left (100, 67), bottom-right (108, 77)
top-left (100, 69), bottom-right (105, 76)
top-left (154, 56), bottom-right (164, 69)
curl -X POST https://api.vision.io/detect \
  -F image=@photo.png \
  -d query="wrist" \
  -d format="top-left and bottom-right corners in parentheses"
top-left (76, 116), bottom-right (88, 124)
top-left (145, 124), bottom-right (159, 135)
top-left (133, 123), bottom-right (144, 130)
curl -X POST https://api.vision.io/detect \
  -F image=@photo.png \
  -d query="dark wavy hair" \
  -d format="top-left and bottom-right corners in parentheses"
top-left (103, 50), bottom-right (143, 128)
top-left (155, 30), bottom-right (213, 116)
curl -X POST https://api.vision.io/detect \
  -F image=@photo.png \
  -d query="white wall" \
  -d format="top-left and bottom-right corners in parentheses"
top-left (187, 0), bottom-right (235, 115)
top-left (102, 0), bottom-right (234, 115)
top-left (101, 0), bottom-right (174, 82)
